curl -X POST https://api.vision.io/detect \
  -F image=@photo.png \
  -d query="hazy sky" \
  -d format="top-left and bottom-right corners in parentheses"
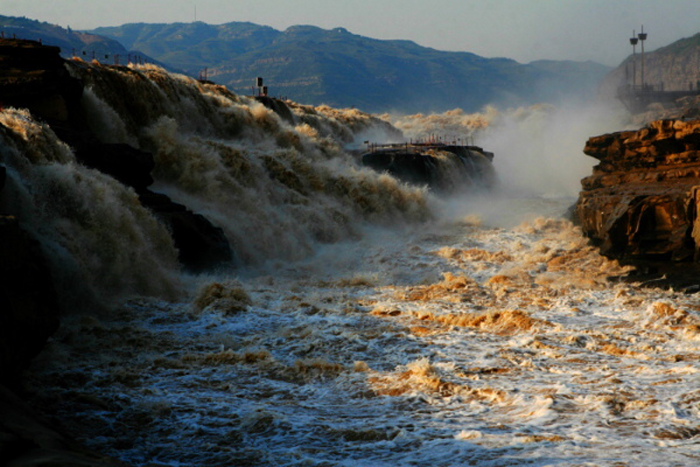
top-left (3, 0), bottom-right (699, 65)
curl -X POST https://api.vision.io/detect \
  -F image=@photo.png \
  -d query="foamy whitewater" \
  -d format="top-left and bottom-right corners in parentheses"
top-left (2, 60), bottom-right (698, 466)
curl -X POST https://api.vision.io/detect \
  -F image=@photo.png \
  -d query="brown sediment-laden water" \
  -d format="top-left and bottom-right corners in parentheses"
top-left (2, 60), bottom-right (697, 466)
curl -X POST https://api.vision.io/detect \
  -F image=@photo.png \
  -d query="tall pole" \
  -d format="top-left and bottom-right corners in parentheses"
top-left (638, 25), bottom-right (647, 89)
top-left (630, 30), bottom-right (638, 87)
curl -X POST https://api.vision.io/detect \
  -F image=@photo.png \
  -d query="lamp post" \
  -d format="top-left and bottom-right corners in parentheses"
top-left (638, 25), bottom-right (647, 89)
top-left (630, 30), bottom-right (638, 88)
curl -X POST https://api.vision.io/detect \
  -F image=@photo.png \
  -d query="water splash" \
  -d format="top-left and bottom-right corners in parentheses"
top-left (0, 108), bottom-right (181, 308)
top-left (68, 60), bottom-right (432, 266)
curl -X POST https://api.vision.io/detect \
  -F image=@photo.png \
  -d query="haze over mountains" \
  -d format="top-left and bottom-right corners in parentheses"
top-left (1, 15), bottom-right (614, 114)
top-left (91, 21), bottom-right (611, 113)
top-left (601, 32), bottom-right (700, 98)
top-left (4, 15), bottom-right (700, 115)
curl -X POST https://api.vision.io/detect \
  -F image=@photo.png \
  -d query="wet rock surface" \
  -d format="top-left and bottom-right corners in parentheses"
top-left (575, 119), bottom-right (700, 288)
top-left (0, 39), bottom-right (83, 124)
top-left (75, 143), bottom-right (155, 191)
top-left (0, 37), bottom-right (233, 376)
top-left (362, 144), bottom-right (496, 193)
top-left (255, 95), bottom-right (295, 124)
top-left (0, 217), bottom-right (125, 466)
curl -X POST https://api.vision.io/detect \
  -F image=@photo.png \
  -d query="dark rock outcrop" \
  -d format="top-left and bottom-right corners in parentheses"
top-left (575, 119), bottom-right (700, 264)
top-left (0, 216), bottom-right (59, 385)
top-left (138, 191), bottom-right (233, 272)
top-left (363, 151), bottom-right (437, 186)
top-left (76, 143), bottom-right (155, 191)
top-left (362, 144), bottom-right (496, 193)
top-left (0, 37), bottom-right (233, 467)
top-left (70, 140), bottom-right (232, 271)
top-left (0, 39), bottom-right (83, 125)
top-left (0, 36), bottom-right (234, 467)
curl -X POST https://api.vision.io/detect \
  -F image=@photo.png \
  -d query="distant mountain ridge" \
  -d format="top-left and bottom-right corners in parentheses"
top-left (90, 21), bottom-right (611, 113)
top-left (0, 15), bottom-right (611, 114)
top-left (0, 15), bottom-right (162, 66)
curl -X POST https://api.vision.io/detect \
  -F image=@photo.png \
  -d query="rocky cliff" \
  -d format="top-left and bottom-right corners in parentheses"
top-left (574, 119), bottom-right (700, 282)
top-left (601, 33), bottom-right (700, 97)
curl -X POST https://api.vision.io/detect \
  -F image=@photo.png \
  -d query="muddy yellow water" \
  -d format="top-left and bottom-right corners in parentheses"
top-left (25, 200), bottom-right (700, 466)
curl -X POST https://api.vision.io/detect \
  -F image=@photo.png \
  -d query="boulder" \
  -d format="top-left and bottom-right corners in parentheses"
top-left (574, 119), bottom-right (700, 262)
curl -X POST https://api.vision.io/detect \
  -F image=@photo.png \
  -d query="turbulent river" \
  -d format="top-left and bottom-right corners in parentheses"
top-left (2, 60), bottom-right (699, 466)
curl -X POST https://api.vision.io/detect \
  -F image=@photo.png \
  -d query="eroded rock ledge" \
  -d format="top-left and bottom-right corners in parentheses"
top-left (575, 119), bottom-right (700, 267)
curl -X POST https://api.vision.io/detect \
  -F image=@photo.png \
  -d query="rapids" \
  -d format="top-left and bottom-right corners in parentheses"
top-left (2, 60), bottom-right (698, 466)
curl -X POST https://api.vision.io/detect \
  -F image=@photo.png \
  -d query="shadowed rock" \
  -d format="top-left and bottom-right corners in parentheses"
top-left (0, 385), bottom-right (130, 466)
top-left (362, 144), bottom-right (496, 193)
top-left (138, 190), bottom-right (233, 272)
top-left (0, 38), bottom-right (236, 465)
top-left (1, 38), bottom-right (235, 273)
top-left (76, 143), bottom-right (155, 191)
top-left (0, 39), bottom-right (83, 124)
top-left (0, 216), bottom-right (59, 385)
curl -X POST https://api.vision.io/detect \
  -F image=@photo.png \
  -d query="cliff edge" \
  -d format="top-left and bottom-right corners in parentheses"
top-left (574, 119), bottom-right (700, 285)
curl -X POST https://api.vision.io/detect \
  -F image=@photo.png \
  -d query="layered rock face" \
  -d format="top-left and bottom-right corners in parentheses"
top-left (575, 119), bottom-right (700, 262)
